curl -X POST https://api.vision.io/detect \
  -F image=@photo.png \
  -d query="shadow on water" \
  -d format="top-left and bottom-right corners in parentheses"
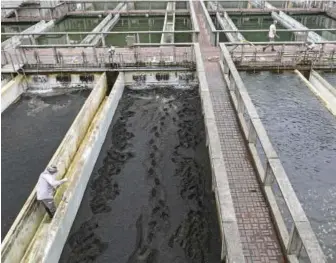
top-left (60, 87), bottom-right (221, 263)
top-left (240, 71), bottom-right (336, 261)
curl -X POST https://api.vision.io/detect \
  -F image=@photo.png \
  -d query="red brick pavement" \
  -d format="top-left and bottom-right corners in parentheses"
top-left (192, 1), bottom-right (286, 262)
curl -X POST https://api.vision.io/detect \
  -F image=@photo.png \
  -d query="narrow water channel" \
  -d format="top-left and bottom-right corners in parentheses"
top-left (37, 16), bottom-right (104, 45)
top-left (60, 86), bottom-right (221, 263)
top-left (1, 90), bottom-right (90, 239)
top-left (240, 71), bottom-right (336, 261)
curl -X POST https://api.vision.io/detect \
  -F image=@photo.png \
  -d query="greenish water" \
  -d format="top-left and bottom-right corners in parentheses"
top-left (291, 15), bottom-right (336, 41)
top-left (134, 1), bottom-right (167, 10)
top-left (37, 16), bottom-right (104, 45)
top-left (212, 1), bottom-right (248, 8)
top-left (1, 23), bottom-right (36, 42)
top-left (230, 15), bottom-right (294, 42)
top-left (175, 16), bottom-right (192, 43)
top-left (105, 16), bottom-right (164, 46)
top-left (210, 16), bottom-right (232, 43)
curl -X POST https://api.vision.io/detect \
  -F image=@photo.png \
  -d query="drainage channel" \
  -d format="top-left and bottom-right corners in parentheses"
top-left (59, 85), bottom-right (221, 263)
top-left (1, 90), bottom-right (90, 239)
top-left (240, 70), bottom-right (336, 261)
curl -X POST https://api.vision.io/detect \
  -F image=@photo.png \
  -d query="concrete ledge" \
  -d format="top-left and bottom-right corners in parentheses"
top-left (1, 74), bottom-right (107, 263)
top-left (194, 43), bottom-right (246, 263)
top-left (1, 74), bottom-right (27, 113)
top-left (216, 12), bottom-right (245, 42)
top-left (311, 70), bottom-right (336, 97)
top-left (82, 3), bottom-right (126, 46)
top-left (2, 20), bottom-right (55, 50)
top-left (219, 42), bottom-right (326, 263)
top-left (295, 69), bottom-right (336, 116)
top-left (20, 73), bottom-right (124, 263)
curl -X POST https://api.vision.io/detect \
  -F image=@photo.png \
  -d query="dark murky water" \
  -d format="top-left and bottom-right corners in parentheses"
top-left (1, 91), bottom-right (90, 239)
top-left (60, 87), bottom-right (221, 263)
top-left (240, 71), bottom-right (336, 261)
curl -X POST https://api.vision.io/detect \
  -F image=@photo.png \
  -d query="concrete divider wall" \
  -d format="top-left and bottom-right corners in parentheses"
top-left (81, 3), bottom-right (126, 45)
top-left (274, 11), bottom-right (325, 42)
top-left (216, 12), bottom-right (245, 42)
top-left (2, 20), bottom-right (55, 49)
top-left (193, 43), bottom-right (246, 263)
top-left (219, 43), bottom-right (326, 262)
top-left (1, 74), bottom-right (107, 263)
top-left (20, 73), bottom-right (125, 263)
top-left (1, 74), bottom-right (27, 113)
top-left (295, 69), bottom-right (336, 116)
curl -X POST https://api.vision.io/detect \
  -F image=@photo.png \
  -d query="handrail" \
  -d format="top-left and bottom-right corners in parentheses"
top-left (218, 42), bottom-right (326, 263)
top-left (193, 43), bottom-right (246, 263)
top-left (189, 0), bottom-right (200, 33)
top-left (1, 30), bottom-right (199, 36)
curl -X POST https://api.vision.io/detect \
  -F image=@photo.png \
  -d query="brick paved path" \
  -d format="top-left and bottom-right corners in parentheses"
top-left (193, 2), bottom-right (286, 262)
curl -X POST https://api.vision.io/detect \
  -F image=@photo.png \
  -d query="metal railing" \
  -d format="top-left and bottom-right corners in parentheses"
top-left (204, 0), bottom-right (334, 10)
top-left (1, 30), bottom-right (199, 47)
top-left (3, 45), bottom-right (196, 71)
top-left (219, 42), bottom-right (326, 263)
top-left (194, 42), bottom-right (246, 263)
top-left (221, 41), bottom-right (336, 68)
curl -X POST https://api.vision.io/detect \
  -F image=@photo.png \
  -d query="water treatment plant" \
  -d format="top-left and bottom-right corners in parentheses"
top-left (1, 1), bottom-right (336, 262)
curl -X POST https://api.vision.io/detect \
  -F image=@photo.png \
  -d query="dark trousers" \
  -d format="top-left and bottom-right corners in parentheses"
top-left (41, 199), bottom-right (56, 218)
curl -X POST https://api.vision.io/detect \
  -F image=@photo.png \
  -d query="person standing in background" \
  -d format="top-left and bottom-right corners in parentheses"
top-left (263, 20), bottom-right (280, 52)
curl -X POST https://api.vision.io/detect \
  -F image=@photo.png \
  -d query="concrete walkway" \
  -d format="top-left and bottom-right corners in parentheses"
top-left (193, 2), bottom-right (285, 262)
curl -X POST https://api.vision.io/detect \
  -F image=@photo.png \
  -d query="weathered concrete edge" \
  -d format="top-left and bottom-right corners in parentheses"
top-left (295, 69), bottom-right (336, 117)
top-left (194, 43), bottom-right (246, 263)
top-left (188, 0), bottom-right (199, 42)
top-left (1, 74), bottom-right (106, 263)
top-left (199, 0), bottom-right (217, 46)
top-left (1, 74), bottom-right (27, 113)
top-left (219, 43), bottom-right (326, 262)
top-left (216, 11), bottom-right (245, 42)
top-left (25, 73), bottom-right (125, 263)
top-left (311, 70), bottom-right (336, 97)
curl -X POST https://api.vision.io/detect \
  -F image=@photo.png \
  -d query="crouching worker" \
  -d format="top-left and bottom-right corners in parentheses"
top-left (36, 165), bottom-right (68, 219)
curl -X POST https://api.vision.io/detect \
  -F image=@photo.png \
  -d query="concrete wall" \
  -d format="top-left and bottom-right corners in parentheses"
top-left (124, 71), bottom-right (198, 88)
top-left (216, 12), bottom-right (245, 42)
top-left (1, 74), bottom-right (27, 113)
top-left (2, 20), bottom-right (55, 50)
top-left (193, 43), bottom-right (245, 262)
top-left (272, 11), bottom-right (325, 42)
top-left (81, 3), bottom-right (126, 46)
top-left (295, 69), bottom-right (336, 116)
top-left (161, 2), bottom-right (175, 44)
top-left (26, 73), bottom-right (101, 95)
top-left (22, 73), bottom-right (124, 263)
top-left (1, 74), bottom-right (108, 263)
